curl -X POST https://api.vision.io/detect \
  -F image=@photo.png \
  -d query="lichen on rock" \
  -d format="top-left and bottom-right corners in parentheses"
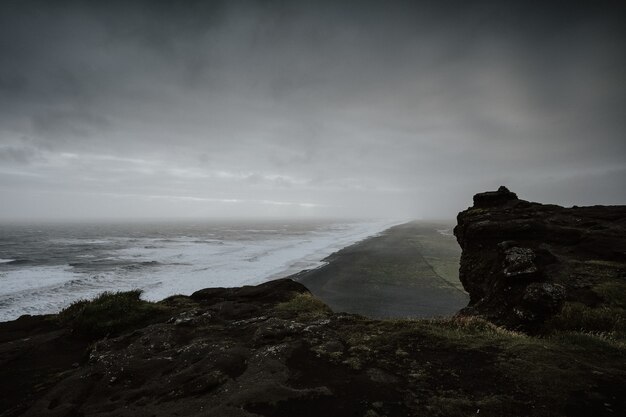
top-left (503, 247), bottom-right (539, 278)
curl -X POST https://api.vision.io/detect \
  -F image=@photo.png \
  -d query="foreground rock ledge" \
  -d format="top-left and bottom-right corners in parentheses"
top-left (454, 186), bottom-right (626, 331)
top-left (1, 190), bottom-right (625, 417)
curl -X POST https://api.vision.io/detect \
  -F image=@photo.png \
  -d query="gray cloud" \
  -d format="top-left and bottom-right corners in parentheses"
top-left (0, 145), bottom-right (39, 165)
top-left (0, 0), bottom-right (624, 220)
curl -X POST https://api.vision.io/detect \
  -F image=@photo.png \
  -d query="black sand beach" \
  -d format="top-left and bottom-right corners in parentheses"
top-left (294, 221), bottom-right (469, 318)
top-left (3, 196), bottom-right (625, 417)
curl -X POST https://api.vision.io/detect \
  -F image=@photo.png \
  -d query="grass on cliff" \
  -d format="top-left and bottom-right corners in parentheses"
top-left (58, 290), bottom-right (171, 338)
top-left (546, 302), bottom-right (625, 332)
top-left (338, 315), bottom-right (625, 416)
top-left (274, 292), bottom-right (332, 319)
top-left (594, 279), bottom-right (626, 308)
top-left (49, 285), bottom-right (625, 417)
top-left (544, 279), bottom-right (626, 343)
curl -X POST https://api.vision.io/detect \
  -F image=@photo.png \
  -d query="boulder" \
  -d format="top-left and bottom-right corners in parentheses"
top-left (502, 247), bottom-right (539, 279)
top-left (472, 185), bottom-right (518, 208)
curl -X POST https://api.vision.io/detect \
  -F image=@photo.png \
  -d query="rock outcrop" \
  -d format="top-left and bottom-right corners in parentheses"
top-left (454, 186), bottom-right (626, 330)
top-left (1, 193), bottom-right (626, 417)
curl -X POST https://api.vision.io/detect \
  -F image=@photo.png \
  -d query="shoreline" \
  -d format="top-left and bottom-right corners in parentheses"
top-left (260, 219), bottom-right (408, 283)
top-left (0, 219), bottom-right (404, 322)
top-left (0, 220), bottom-right (459, 322)
top-left (3, 191), bottom-right (624, 416)
top-left (292, 221), bottom-right (469, 318)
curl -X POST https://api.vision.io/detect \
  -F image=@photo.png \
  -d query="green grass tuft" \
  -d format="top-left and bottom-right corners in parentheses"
top-left (545, 302), bottom-right (626, 333)
top-left (58, 290), bottom-right (170, 338)
top-left (593, 280), bottom-right (626, 308)
top-left (420, 316), bottom-right (528, 346)
top-left (548, 330), bottom-right (626, 351)
top-left (274, 292), bottom-right (332, 318)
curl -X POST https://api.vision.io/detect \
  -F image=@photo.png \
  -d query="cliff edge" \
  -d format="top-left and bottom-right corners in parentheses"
top-left (1, 192), bottom-right (625, 417)
top-left (454, 186), bottom-right (626, 332)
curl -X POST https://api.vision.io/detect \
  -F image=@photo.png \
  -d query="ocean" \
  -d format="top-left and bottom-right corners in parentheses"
top-left (0, 219), bottom-right (399, 321)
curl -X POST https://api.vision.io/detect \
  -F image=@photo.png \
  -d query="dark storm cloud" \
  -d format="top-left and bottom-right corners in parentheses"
top-left (0, 144), bottom-right (38, 165)
top-left (0, 0), bottom-right (624, 219)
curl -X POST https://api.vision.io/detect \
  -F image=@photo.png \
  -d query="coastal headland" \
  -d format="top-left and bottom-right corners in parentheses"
top-left (1, 188), bottom-right (625, 417)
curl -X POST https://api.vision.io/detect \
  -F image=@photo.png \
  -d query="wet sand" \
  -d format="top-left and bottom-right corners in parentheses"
top-left (293, 221), bottom-right (469, 318)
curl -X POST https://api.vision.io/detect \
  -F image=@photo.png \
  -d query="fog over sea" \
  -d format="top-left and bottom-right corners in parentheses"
top-left (0, 219), bottom-right (400, 322)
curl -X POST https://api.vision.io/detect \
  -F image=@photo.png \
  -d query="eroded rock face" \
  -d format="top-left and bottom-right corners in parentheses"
top-left (454, 186), bottom-right (626, 330)
top-left (503, 247), bottom-right (538, 279)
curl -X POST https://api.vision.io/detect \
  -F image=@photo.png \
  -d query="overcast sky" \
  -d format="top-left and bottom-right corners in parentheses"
top-left (0, 0), bottom-right (624, 220)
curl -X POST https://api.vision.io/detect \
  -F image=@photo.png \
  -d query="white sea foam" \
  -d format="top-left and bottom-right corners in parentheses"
top-left (0, 219), bottom-right (403, 321)
top-left (0, 259), bottom-right (16, 264)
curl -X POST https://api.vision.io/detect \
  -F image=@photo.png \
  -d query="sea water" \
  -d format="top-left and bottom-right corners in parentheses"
top-left (0, 219), bottom-right (399, 321)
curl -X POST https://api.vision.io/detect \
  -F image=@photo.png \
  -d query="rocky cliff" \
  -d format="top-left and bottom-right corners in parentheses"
top-left (454, 186), bottom-right (626, 331)
top-left (1, 191), bottom-right (625, 417)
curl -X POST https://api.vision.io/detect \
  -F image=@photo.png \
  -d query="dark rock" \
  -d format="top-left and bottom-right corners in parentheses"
top-left (522, 282), bottom-right (566, 313)
top-left (503, 247), bottom-right (539, 279)
top-left (472, 185), bottom-right (518, 208)
top-left (455, 187), bottom-right (626, 330)
top-left (497, 240), bottom-right (519, 250)
top-left (2, 193), bottom-right (626, 416)
top-left (191, 278), bottom-right (309, 304)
